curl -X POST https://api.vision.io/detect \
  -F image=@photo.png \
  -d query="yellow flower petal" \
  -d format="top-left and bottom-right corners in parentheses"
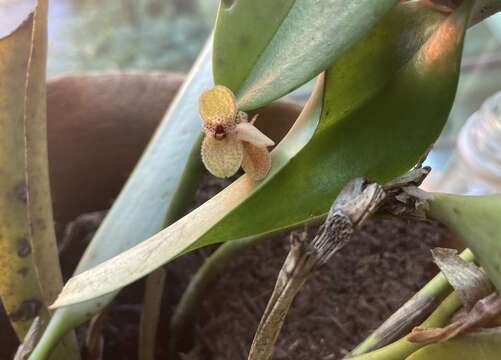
top-left (242, 142), bottom-right (272, 181)
top-left (199, 85), bottom-right (237, 136)
top-left (235, 122), bottom-right (275, 147)
top-left (201, 134), bottom-right (243, 178)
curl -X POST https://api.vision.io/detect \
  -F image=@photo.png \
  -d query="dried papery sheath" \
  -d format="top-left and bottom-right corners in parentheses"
top-left (408, 246), bottom-right (498, 344)
top-left (432, 247), bottom-right (494, 310)
top-left (409, 292), bottom-right (501, 344)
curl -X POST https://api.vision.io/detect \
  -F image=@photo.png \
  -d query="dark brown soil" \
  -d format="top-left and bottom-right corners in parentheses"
top-left (0, 177), bottom-right (454, 360)
top-left (192, 217), bottom-right (447, 360)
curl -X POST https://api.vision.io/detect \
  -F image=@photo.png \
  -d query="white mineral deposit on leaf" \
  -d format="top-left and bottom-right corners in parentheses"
top-left (0, 0), bottom-right (37, 39)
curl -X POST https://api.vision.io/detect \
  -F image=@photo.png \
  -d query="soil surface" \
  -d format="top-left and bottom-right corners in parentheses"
top-left (192, 216), bottom-right (446, 360)
top-left (0, 177), bottom-right (453, 360)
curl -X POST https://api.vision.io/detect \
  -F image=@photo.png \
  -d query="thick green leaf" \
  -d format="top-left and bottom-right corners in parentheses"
top-left (428, 193), bottom-right (501, 293)
top-left (214, 0), bottom-right (399, 110)
top-left (405, 329), bottom-right (501, 360)
top-left (50, 1), bottom-right (470, 308)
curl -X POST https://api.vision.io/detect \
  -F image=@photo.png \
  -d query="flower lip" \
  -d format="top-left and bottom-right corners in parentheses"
top-left (214, 124), bottom-right (226, 139)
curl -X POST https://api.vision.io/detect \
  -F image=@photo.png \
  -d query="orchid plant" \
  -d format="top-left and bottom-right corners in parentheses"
top-left (1, 1), bottom-right (501, 360)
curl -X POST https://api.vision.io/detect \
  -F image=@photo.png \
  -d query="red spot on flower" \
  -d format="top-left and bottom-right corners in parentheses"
top-left (215, 124), bottom-right (226, 139)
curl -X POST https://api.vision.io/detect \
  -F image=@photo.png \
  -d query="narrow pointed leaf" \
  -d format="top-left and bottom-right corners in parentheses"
top-left (51, 1), bottom-right (471, 307)
top-left (431, 248), bottom-right (493, 309)
top-left (25, 0), bottom-right (66, 311)
top-left (214, 0), bottom-right (399, 110)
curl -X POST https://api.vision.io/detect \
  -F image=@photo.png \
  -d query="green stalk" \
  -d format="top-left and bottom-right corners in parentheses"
top-left (349, 291), bottom-right (463, 360)
top-left (350, 249), bottom-right (474, 356)
top-left (139, 268), bottom-right (167, 360)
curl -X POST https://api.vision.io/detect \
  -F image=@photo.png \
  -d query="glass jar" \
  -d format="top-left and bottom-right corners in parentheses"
top-left (437, 91), bottom-right (501, 194)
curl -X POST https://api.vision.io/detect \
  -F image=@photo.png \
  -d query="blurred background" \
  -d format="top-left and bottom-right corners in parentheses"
top-left (47, 0), bottom-right (218, 75)
top-left (47, 0), bottom-right (501, 193)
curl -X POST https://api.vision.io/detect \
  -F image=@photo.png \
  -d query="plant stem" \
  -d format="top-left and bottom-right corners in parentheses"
top-left (170, 169), bottom-right (430, 357)
top-left (348, 292), bottom-right (463, 360)
top-left (350, 248), bottom-right (474, 356)
top-left (247, 235), bottom-right (314, 360)
top-left (248, 179), bottom-right (389, 360)
top-left (139, 268), bottom-right (167, 360)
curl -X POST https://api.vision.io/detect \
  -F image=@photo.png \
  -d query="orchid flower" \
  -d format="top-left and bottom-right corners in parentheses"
top-left (199, 85), bottom-right (275, 181)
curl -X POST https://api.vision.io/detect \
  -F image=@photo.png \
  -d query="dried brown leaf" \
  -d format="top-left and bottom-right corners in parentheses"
top-left (409, 292), bottom-right (501, 344)
top-left (432, 247), bottom-right (493, 309)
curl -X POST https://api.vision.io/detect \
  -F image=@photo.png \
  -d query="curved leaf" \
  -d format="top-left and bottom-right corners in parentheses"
top-left (406, 329), bottom-right (501, 360)
top-left (50, 1), bottom-right (470, 308)
top-left (214, 0), bottom-right (399, 110)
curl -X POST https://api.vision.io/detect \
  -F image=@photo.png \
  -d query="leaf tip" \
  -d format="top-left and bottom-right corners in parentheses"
top-left (0, 0), bottom-right (37, 39)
